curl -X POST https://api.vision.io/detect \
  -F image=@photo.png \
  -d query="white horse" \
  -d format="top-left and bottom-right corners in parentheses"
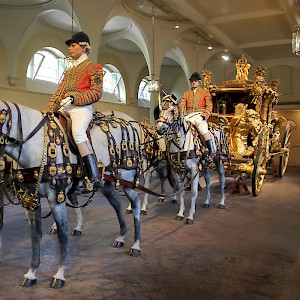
top-left (48, 112), bottom-right (177, 235)
top-left (126, 130), bottom-right (178, 214)
top-left (156, 95), bottom-right (227, 224)
top-left (0, 101), bottom-right (143, 288)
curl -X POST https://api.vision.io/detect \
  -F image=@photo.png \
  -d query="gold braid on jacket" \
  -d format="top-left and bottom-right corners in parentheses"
top-left (45, 59), bottom-right (103, 112)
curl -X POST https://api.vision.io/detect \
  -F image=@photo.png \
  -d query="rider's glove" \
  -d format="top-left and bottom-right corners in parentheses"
top-left (60, 96), bottom-right (73, 108)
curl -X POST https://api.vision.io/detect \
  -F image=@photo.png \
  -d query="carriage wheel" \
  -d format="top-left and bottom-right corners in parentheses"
top-left (252, 147), bottom-right (267, 197)
top-left (279, 124), bottom-right (291, 178)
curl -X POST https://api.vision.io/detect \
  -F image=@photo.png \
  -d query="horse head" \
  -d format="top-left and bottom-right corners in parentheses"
top-left (156, 94), bottom-right (180, 136)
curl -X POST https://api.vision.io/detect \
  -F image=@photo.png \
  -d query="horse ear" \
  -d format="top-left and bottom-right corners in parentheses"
top-left (170, 94), bottom-right (178, 105)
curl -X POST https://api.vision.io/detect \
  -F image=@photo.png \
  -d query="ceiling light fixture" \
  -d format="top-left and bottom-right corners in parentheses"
top-left (292, 24), bottom-right (300, 56)
top-left (174, 20), bottom-right (179, 29)
top-left (222, 54), bottom-right (229, 61)
top-left (208, 44), bottom-right (212, 50)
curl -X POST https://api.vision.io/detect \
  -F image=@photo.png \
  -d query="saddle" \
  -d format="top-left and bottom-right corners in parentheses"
top-left (56, 111), bottom-right (93, 154)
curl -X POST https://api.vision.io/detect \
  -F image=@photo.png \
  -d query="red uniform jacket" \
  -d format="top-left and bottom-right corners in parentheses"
top-left (181, 88), bottom-right (212, 119)
top-left (45, 59), bottom-right (103, 112)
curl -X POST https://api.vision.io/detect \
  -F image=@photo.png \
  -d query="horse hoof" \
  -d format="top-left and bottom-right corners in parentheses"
top-left (71, 229), bottom-right (81, 236)
top-left (185, 219), bottom-right (194, 225)
top-left (203, 203), bottom-right (210, 208)
top-left (158, 196), bottom-right (165, 202)
top-left (218, 204), bottom-right (226, 209)
top-left (141, 210), bottom-right (147, 215)
top-left (47, 228), bottom-right (57, 235)
top-left (126, 209), bottom-right (133, 214)
top-left (130, 248), bottom-right (141, 257)
top-left (21, 278), bottom-right (37, 287)
top-left (112, 240), bottom-right (124, 248)
top-left (176, 216), bottom-right (184, 221)
top-left (50, 278), bottom-right (65, 289)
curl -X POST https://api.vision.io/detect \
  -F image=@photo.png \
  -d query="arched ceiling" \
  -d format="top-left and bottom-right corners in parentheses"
top-left (0, 0), bottom-right (55, 7)
top-left (40, 10), bottom-right (80, 32)
top-left (0, 0), bottom-right (299, 63)
top-left (122, 0), bottom-right (300, 63)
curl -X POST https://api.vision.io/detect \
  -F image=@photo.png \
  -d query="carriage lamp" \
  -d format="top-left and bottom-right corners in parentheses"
top-left (292, 25), bottom-right (300, 56)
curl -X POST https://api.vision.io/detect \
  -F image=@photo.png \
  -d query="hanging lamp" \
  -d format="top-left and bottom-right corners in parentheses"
top-left (148, 11), bottom-right (160, 92)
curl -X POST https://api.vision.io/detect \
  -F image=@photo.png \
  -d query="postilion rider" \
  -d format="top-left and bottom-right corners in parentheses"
top-left (180, 72), bottom-right (215, 160)
top-left (44, 31), bottom-right (103, 191)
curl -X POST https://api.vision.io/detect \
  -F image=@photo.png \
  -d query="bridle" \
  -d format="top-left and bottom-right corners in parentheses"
top-left (0, 101), bottom-right (49, 165)
top-left (0, 103), bottom-right (13, 158)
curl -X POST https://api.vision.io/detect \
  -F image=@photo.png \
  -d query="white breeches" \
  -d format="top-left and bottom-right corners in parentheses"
top-left (62, 105), bottom-right (93, 144)
top-left (185, 112), bottom-right (209, 136)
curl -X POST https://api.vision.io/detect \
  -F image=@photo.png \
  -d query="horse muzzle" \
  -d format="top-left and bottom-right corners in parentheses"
top-left (156, 122), bottom-right (168, 136)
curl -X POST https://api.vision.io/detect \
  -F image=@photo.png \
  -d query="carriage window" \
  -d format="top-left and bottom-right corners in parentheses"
top-left (26, 47), bottom-right (66, 84)
top-left (102, 65), bottom-right (125, 103)
top-left (138, 78), bottom-right (151, 108)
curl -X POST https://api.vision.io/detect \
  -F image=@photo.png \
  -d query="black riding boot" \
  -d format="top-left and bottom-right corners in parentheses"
top-left (205, 139), bottom-right (215, 164)
top-left (82, 154), bottom-right (100, 191)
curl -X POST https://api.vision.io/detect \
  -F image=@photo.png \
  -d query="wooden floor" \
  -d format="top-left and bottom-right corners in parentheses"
top-left (0, 166), bottom-right (300, 300)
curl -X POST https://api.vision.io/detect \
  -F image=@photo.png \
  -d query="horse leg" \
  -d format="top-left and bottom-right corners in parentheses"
top-left (186, 171), bottom-right (200, 225)
top-left (47, 194), bottom-right (83, 236)
top-left (126, 202), bottom-right (132, 214)
top-left (123, 185), bottom-right (141, 257)
top-left (166, 164), bottom-right (177, 204)
top-left (47, 193), bottom-right (68, 289)
top-left (173, 172), bottom-right (185, 221)
top-left (126, 184), bottom-right (148, 215)
top-left (127, 161), bottom-right (149, 215)
top-left (156, 162), bottom-right (165, 202)
top-left (67, 192), bottom-right (83, 236)
top-left (215, 159), bottom-right (226, 209)
top-left (140, 166), bottom-right (151, 214)
top-left (48, 221), bottom-right (58, 234)
top-left (203, 167), bottom-right (211, 208)
top-left (171, 184), bottom-right (177, 204)
top-left (100, 181), bottom-right (128, 248)
top-left (48, 181), bottom-right (83, 236)
top-left (21, 207), bottom-right (42, 287)
top-left (117, 168), bottom-right (141, 256)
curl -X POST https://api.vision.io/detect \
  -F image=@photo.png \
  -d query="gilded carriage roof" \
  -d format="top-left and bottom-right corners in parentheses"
top-left (203, 55), bottom-right (280, 123)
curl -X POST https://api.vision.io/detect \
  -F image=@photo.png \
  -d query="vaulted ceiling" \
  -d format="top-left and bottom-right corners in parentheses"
top-left (0, 0), bottom-right (299, 64)
top-left (122, 0), bottom-right (300, 63)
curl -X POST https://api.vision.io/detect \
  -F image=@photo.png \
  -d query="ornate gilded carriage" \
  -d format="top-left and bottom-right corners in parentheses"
top-left (204, 55), bottom-right (291, 196)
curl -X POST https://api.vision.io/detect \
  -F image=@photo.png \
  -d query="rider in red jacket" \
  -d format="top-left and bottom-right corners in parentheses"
top-left (181, 72), bottom-right (215, 160)
top-left (45, 32), bottom-right (104, 191)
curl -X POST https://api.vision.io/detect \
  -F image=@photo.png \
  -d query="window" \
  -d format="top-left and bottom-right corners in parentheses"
top-left (26, 47), bottom-right (66, 84)
top-left (102, 65), bottom-right (125, 103)
top-left (138, 78), bottom-right (151, 100)
top-left (138, 77), bottom-right (151, 108)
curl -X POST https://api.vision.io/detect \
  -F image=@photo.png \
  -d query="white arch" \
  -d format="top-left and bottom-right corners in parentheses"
top-left (101, 16), bottom-right (151, 72)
